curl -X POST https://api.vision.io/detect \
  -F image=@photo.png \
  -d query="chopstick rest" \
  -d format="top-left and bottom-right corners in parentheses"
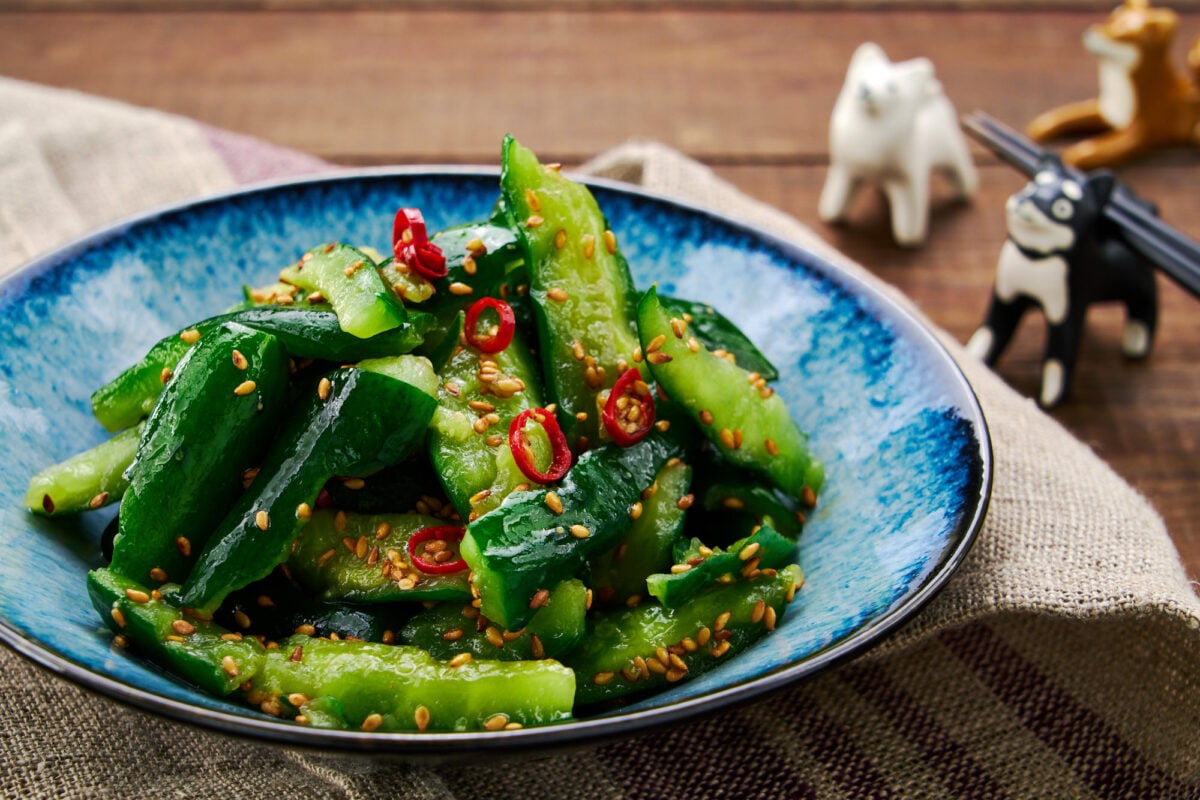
top-left (962, 111), bottom-right (1200, 407)
top-left (818, 42), bottom-right (977, 247)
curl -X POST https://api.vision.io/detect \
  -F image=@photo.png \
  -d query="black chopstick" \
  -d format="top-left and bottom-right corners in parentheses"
top-left (962, 111), bottom-right (1200, 300)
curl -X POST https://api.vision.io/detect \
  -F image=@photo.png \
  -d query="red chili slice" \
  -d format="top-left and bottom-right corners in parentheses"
top-left (508, 408), bottom-right (572, 484)
top-left (602, 368), bottom-right (656, 446)
top-left (464, 297), bottom-right (516, 354)
top-left (406, 526), bottom-right (469, 575)
top-left (392, 208), bottom-right (448, 281)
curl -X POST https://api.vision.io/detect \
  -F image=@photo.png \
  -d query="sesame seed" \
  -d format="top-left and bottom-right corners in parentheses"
top-left (315, 548), bottom-right (336, 568)
top-left (719, 428), bottom-right (736, 449)
top-left (124, 588), bottom-right (150, 604)
top-left (220, 632), bottom-right (243, 642)
top-left (593, 671), bottom-right (615, 686)
top-left (180, 329), bottom-right (201, 344)
top-left (629, 501), bottom-right (643, 520)
top-left (687, 337), bottom-right (701, 353)
top-left (554, 229), bottom-right (568, 249)
top-left (547, 287), bottom-right (569, 303)
top-left (255, 510), bottom-right (270, 530)
top-left (698, 410), bottom-right (714, 425)
top-left (765, 438), bottom-right (779, 456)
top-left (355, 536), bottom-right (369, 560)
top-left (375, 522), bottom-right (391, 540)
top-left (581, 234), bottom-right (596, 260)
top-left (159, 367), bottom-right (173, 384)
top-left (317, 377), bottom-right (332, 401)
top-left (334, 510), bottom-right (347, 533)
top-left (714, 611), bottom-right (732, 632)
top-left (646, 657), bottom-right (667, 675)
top-left (149, 567), bottom-right (168, 583)
top-left (530, 633), bottom-right (545, 659)
top-left (484, 713), bottom-right (509, 731)
top-left (448, 653), bottom-right (473, 668)
top-left (449, 282), bottom-right (473, 296)
top-left (765, 606), bottom-right (777, 631)
top-left (88, 491), bottom-right (109, 510)
top-left (734, 429), bottom-right (744, 449)
top-left (361, 713), bottom-right (384, 732)
top-left (676, 493), bottom-right (695, 510)
top-left (233, 379), bottom-right (257, 397)
top-left (232, 350), bottom-right (249, 370)
top-left (221, 656), bottom-right (239, 677)
top-left (529, 589), bottom-right (550, 609)
top-left (544, 492), bottom-right (564, 515)
top-left (569, 524), bottom-right (590, 539)
top-left (711, 641), bottom-right (731, 658)
top-left (170, 619), bottom-right (195, 636)
top-left (234, 610), bottom-right (251, 629)
top-left (485, 626), bottom-right (505, 648)
top-left (296, 502), bottom-right (312, 520)
top-left (342, 477), bottom-right (366, 490)
top-left (295, 623), bottom-right (316, 636)
top-left (739, 542), bottom-right (761, 561)
top-left (670, 564), bottom-right (692, 574)
top-left (670, 318), bottom-right (687, 339)
top-left (525, 214), bottom-right (544, 229)
top-left (175, 536), bottom-right (192, 558)
top-left (802, 486), bottom-right (817, 508)
top-left (751, 600), bottom-right (766, 623)
top-left (697, 626), bottom-right (712, 646)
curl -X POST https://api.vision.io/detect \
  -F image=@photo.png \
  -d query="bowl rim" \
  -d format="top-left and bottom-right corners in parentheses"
top-left (0, 165), bottom-right (992, 756)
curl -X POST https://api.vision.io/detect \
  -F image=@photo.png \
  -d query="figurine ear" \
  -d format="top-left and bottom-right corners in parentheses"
top-left (1087, 171), bottom-right (1117, 206)
top-left (849, 42), bottom-right (887, 71)
top-left (1037, 153), bottom-right (1064, 173)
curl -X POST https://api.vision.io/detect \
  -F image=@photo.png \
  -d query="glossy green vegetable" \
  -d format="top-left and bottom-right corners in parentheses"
top-left (588, 458), bottom-right (692, 607)
top-left (461, 433), bottom-right (682, 631)
top-left (290, 510), bottom-right (471, 603)
top-left (278, 243), bottom-right (409, 339)
top-left (646, 524), bottom-right (796, 608)
top-left (638, 286), bottom-right (823, 502)
top-left (25, 422), bottom-right (143, 516)
top-left (400, 579), bottom-right (588, 661)
top-left (88, 568), bottom-right (265, 695)
top-left (90, 305), bottom-right (430, 433)
top-left (500, 135), bottom-right (644, 447)
top-left (659, 295), bottom-right (778, 382)
top-left (110, 323), bottom-right (289, 587)
top-left (566, 564), bottom-right (803, 705)
top-left (177, 366), bottom-right (436, 613)
top-left (248, 635), bottom-right (575, 731)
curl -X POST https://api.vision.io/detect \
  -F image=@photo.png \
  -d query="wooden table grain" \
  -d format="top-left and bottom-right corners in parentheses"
top-left (2, 5), bottom-right (1198, 583)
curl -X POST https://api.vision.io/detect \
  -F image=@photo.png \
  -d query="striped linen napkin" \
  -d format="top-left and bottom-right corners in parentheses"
top-left (1, 77), bottom-right (1197, 800)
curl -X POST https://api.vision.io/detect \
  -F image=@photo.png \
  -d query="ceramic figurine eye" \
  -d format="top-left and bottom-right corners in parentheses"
top-left (1052, 198), bottom-right (1074, 220)
top-left (1035, 171), bottom-right (1057, 185)
top-left (1061, 181), bottom-right (1083, 201)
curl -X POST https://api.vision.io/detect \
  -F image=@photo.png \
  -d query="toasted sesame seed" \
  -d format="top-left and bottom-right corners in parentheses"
top-left (231, 350), bottom-right (249, 371)
top-left (334, 510), bottom-right (347, 533)
top-left (525, 214), bottom-right (544, 229)
top-left (670, 563), bottom-right (692, 574)
top-left (581, 234), bottom-right (596, 260)
top-left (149, 567), bottom-right (168, 583)
top-left (569, 524), bottom-right (591, 539)
top-left (530, 633), bottom-right (545, 659)
top-left (739, 542), bottom-right (761, 561)
top-left (483, 713), bottom-right (510, 732)
top-left (123, 588), bottom-right (150, 604)
top-left (233, 380), bottom-right (257, 397)
top-left (295, 502), bottom-right (312, 521)
top-left (629, 501), bottom-right (643, 520)
top-left (295, 623), bottom-right (317, 637)
top-left (529, 589), bottom-right (551, 609)
top-left (676, 493), bottom-right (695, 511)
top-left (374, 522), bottom-right (391, 541)
top-left (449, 282), bottom-right (473, 296)
top-left (711, 641), bottom-right (731, 658)
top-left (220, 632), bottom-right (243, 642)
top-left (698, 410), bottom-right (714, 425)
top-left (733, 429), bottom-right (744, 449)
top-left (341, 477), bottom-right (366, 491)
top-left (159, 367), bottom-right (173, 384)
top-left (221, 656), bottom-right (239, 677)
top-left (166, 619), bottom-right (194, 637)
top-left (317, 377), bottom-right (332, 401)
top-left (176, 536), bottom-right (192, 558)
top-left (554, 229), bottom-right (568, 249)
top-left (719, 428), bottom-right (736, 449)
top-left (354, 536), bottom-right (368, 560)
top-left (670, 318), bottom-right (687, 339)
top-left (544, 492), bottom-right (564, 515)
top-left (84, 490), bottom-right (110, 510)
top-left (233, 609), bottom-right (251, 629)
top-left (315, 548), bottom-right (336, 568)
top-left (180, 329), bottom-right (201, 344)
top-left (287, 693), bottom-right (310, 708)
top-left (547, 287), bottom-right (569, 303)
top-left (646, 657), bottom-right (667, 674)
top-left (802, 486), bottom-right (817, 508)
top-left (714, 611), bottom-right (732, 632)
top-left (360, 713), bottom-right (384, 732)
top-left (765, 606), bottom-right (777, 631)
top-left (593, 671), bottom-right (615, 686)
top-left (485, 626), bottom-right (505, 648)
top-left (448, 653), bottom-right (473, 668)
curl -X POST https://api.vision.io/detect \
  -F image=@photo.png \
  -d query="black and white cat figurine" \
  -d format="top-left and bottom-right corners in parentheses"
top-left (965, 156), bottom-right (1157, 407)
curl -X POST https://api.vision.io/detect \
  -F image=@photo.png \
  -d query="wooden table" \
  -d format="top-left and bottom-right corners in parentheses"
top-left (2, 5), bottom-right (1198, 582)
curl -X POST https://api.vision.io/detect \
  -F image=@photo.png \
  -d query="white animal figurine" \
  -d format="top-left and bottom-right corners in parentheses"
top-left (819, 43), bottom-right (978, 247)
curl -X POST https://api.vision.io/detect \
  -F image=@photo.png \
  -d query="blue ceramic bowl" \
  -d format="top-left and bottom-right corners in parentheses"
top-left (0, 169), bottom-right (990, 756)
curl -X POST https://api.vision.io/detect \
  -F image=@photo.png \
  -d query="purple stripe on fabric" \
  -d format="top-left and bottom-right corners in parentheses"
top-left (600, 710), bottom-right (818, 800)
top-left (841, 658), bottom-right (1007, 798)
top-left (793, 694), bottom-right (901, 800)
top-left (940, 622), bottom-right (1196, 800)
top-left (199, 124), bottom-right (333, 185)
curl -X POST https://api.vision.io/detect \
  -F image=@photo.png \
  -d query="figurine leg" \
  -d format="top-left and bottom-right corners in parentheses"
top-left (1040, 311), bottom-right (1085, 408)
top-left (1063, 126), bottom-right (1147, 170)
top-left (818, 165), bottom-right (858, 223)
top-left (942, 132), bottom-right (979, 200)
top-left (883, 174), bottom-right (928, 247)
top-left (965, 294), bottom-right (1033, 365)
top-left (1027, 99), bottom-right (1108, 142)
top-left (1121, 267), bottom-right (1159, 359)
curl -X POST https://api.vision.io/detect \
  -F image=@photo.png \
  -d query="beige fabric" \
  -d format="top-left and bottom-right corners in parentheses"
top-left (2, 80), bottom-right (1199, 798)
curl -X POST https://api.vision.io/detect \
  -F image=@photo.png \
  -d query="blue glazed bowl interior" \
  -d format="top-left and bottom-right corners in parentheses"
top-left (0, 170), bottom-right (989, 753)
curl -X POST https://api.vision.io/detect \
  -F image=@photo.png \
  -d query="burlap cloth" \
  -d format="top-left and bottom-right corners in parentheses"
top-left (1, 77), bottom-right (1197, 799)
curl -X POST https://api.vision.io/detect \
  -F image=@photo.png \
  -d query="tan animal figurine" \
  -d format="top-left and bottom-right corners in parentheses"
top-left (1027, 0), bottom-right (1200, 169)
